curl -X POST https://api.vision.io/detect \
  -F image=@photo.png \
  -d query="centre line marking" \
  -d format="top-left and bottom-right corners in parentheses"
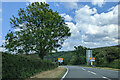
top-left (90, 71), bottom-right (96, 75)
top-left (88, 71), bottom-right (91, 72)
top-left (102, 76), bottom-right (111, 80)
top-left (82, 68), bottom-right (86, 70)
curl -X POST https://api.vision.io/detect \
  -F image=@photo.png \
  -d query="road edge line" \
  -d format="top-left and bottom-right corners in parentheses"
top-left (61, 66), bottom-right (68, 80)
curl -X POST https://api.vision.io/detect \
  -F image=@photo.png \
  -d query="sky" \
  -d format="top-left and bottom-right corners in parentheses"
top-left (0, 0), bottom-right (119, 51)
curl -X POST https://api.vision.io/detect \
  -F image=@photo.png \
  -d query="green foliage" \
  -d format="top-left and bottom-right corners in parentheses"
top-left (93, 46), bottom-right (120, 69)
top-left (41, 45), bottom-right (119, 69)
top-left (4, 2), bottom-right (71, 59)
top-left (109, 59), bottom-right (120, 69)
top-left (70, 46), bottom-right (87, 65)
top-left (2, 52), bottom-right (58, 79)
top-left (44, 51), bottom-right (74, 65)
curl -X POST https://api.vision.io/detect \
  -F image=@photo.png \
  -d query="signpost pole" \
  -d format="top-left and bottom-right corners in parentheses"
top-left (91, 61), bottom-right (93, 67)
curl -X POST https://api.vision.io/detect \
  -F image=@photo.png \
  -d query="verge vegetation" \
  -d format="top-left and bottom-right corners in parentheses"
top-left (2, 52), bottom-right (58, 79)
top-left (44, 45), bottom-right (120, 69)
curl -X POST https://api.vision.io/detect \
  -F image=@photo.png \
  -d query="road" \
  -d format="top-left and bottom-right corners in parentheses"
top-left (61, 66), bottom-right (119, 80)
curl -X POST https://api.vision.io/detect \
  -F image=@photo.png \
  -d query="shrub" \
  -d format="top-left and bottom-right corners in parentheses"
top-left (2, 52), bottom-right (58, 79)
top-left (109, 59), bottom-right (120, 69)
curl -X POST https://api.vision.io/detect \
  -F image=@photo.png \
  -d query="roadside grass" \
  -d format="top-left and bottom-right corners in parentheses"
top-left (56, 67), bottom-right (67, 78)
top-left (29, 66), bottom-right (66, 79)
top-left (70, 65), bottom-right (120, 71)
top-left (91, 66), bottom-right (120, 71)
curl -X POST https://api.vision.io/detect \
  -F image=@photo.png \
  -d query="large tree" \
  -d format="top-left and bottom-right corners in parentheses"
top-left (4, 2), bottom-right (71, 59)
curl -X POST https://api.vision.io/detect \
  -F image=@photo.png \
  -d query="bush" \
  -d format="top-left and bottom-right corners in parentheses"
top-left (2, 52), bottom-right (58, 79)
top-left (109, 59), bottom-right (120, 69)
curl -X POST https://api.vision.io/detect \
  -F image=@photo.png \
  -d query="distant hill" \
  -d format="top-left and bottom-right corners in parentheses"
top-left (24, 44), bottom-right (119, 68)
top-left (44, 51), bottom-right (75, 65)
top-left (114, 44), bottom-right (120, 47)
top-left (92, 44), bottom-right (120, 50)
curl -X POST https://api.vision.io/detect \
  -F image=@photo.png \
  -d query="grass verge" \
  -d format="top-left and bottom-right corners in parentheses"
top-left (30, 66), bottom-right (66, 78)
top-left (56, 67), bottom-right (67, 78)
top-left (73, 65), bottom-right (120, 71)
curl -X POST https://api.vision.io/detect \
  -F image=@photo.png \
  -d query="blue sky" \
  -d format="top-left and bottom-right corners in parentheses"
top-left (0, 1), bottom-right (119, 51)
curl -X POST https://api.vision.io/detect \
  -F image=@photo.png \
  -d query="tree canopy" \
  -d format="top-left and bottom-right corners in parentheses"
top-left (70, 46), bottom-right (87, 65)
top-left (4, 2), bottom-right (71, 59)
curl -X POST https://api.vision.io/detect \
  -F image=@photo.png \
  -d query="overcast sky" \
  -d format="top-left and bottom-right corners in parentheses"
top-left (0, 0), bottom-right (119, 51)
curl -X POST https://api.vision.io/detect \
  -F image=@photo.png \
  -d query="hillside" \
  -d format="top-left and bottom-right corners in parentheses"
top-left (44, 51), bottom-right (75, 65)
top-left (24, 44), bottom-right (119, 68)
top-left (92, 45), bottom-right (120, 68)
top-left (45, 45), bottom-right (119, 68)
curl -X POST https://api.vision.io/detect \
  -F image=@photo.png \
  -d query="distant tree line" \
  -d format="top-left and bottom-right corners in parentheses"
top-left (93, 46), bottom-right (120, 68)
top-left (70, 46), bottom-right (87, 65)
top-left (46, 45), bottom-right (120, 69)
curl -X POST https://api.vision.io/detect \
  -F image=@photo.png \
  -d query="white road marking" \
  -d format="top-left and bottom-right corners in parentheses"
top-left (88, 71), bottom-right (91, 72)
top-left (61, 66), bottom-right (69, 80)
top-left (90, 71), bottom-right (96, 75)
top-left (102, 76), bottom-right (111, 80)
top-left (87, 70), bottom-right (96, 75)
top-left (82, 68), bottom-right (86, 71)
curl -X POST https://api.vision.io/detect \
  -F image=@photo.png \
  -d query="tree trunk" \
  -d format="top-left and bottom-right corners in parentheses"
top-left (38, 52), bottom-right (44, 60)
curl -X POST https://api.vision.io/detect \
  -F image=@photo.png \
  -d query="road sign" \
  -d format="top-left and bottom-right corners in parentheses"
top-left (90, 60), bottom-right (95, 61)
top-left (90, 57), bottom-right (95, 60)
top-left (61, 58), bottom-right (63, 60)
top-left (90, 57), bottom-right (95, 61)
top-left (58, 58), bottom-right (63, 63)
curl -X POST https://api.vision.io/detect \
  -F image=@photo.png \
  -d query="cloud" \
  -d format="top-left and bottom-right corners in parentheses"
top-left (91, 0), bottom-right (106, 7)
top-left (0, 47), bottom-right (5, 52)
top-left (75, 5), bottom-right (118, 47)
top-left (60, 4), bottom-right (118, 50)
top-left (14, 23), bottom-right (25, 31)
top-left (27, 0), bottom-right (46, 3)
top-left (60, 13), bottom-right (72, 21)
top-left (2, 40), bottom-right (6, 43)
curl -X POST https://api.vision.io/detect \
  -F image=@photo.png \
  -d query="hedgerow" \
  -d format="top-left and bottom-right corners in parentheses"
top-left (2, 52), bottom-right (58, 79)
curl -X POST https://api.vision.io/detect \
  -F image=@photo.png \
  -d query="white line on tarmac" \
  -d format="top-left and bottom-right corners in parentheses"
top-left (102, 76), bottom-right (111, 80)
top-left (90, 71), bottom-right (96, 75)
top-left (82, 68), bottom-right (86, 71)
top-left (61, 66), bottom-right (69, 80)
top-left (88, 71), bottom-right (91, 72)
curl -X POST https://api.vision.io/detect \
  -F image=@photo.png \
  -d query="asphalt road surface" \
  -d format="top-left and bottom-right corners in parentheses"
top-left (61, 66), bottom-right (119, 80)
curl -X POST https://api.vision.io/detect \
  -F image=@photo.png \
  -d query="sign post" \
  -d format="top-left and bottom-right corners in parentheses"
top-left (90, 57), bottom-right (95, 67)
top-left (86, 50), bottom-right (92, 65)
top-left (91, 61), bottom-right (93, 66)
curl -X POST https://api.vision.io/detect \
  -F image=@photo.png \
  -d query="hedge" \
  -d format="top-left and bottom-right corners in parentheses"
top-left (2, 52), bottom-right (58, 79)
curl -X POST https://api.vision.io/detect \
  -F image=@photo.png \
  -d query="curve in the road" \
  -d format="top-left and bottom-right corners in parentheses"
top-left (61, 66), bottom-right (69, 80)
top-left (61, 66), bottom-right (119, 80)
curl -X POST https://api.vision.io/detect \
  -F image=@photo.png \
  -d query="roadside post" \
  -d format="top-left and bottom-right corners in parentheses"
top-left (90, 57), bottom-right (95, 67)
top-left (86, 50), bottom-right (92, 65)
top-left (91, 61), bottom-right (93, 66)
